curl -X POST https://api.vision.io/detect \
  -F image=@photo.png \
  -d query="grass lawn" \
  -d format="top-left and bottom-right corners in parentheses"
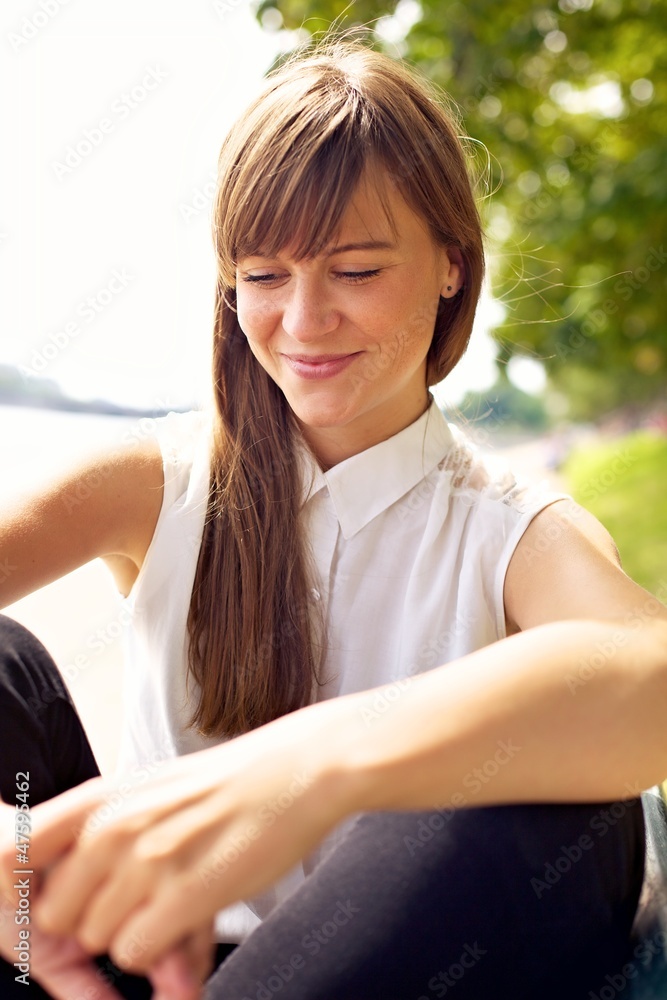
top-left (564, 431), bottom-right (667, 793)
top-left (562, 430), bottom-right (667, 598)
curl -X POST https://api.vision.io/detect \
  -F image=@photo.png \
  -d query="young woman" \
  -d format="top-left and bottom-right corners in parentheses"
top-left (1, 38), bottom-right (666, 1000)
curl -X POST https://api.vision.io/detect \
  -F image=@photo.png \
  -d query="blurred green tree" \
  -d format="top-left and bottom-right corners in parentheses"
top-left (458, 378), bottom-right (550, 432)
top-left (255, 0), bottom-right (667, 419)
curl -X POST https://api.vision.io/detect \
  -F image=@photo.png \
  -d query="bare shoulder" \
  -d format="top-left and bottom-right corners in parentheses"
top-left (504, 498), bottom-right (666, 632)
top-left (0, 430), bottom-right (164, 607)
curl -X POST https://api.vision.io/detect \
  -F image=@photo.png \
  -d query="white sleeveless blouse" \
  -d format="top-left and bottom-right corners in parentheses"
top-left (117, 400), bottom-right (566, 942)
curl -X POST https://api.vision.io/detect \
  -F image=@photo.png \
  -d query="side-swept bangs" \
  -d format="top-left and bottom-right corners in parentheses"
top-left (212, 39), bottom-right (485, 379)
top-left (213, 72), bottom-right (390, 285)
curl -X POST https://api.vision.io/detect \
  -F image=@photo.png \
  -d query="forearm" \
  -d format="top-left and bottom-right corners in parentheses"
top-left (10, 618), bottom-right (665, 970)
top-left (322, 618), bottom-right (667, 816)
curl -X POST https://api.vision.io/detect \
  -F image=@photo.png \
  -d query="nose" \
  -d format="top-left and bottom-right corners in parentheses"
top-left (281, 274), bottom-right (340, 343)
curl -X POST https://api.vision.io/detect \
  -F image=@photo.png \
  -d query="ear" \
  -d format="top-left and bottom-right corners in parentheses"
top-left (439, 245), bottom-right (465, 298)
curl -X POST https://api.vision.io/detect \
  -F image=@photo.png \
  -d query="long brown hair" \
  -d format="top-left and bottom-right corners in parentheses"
top-left (186, 38), bottom-right (485, 738)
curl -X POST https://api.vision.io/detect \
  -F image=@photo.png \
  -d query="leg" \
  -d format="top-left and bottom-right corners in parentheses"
top-left (0, 614), bottom-right (153, 1000)
top-left (0, 614), bottom-right (99, 804)
top-left (205, 799), bottom-right (645, 1000)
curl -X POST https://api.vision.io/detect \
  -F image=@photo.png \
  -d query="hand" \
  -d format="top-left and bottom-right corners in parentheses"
top-left (0, 800), bottom-right (122, 999)
top-left (0, 901), bottom-right (122, 1000)
top-left (149, 923), bottom-right (216, 1000)
top-left (0, 699), bottom-right (358, 973)
top-left (0, 896), bottom-right (212, 1000)
top-left (0, 801), bottom-right (220, 1000)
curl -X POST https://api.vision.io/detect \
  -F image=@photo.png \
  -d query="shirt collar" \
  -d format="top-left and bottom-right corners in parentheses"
top-left (297, 398), bottom-right (455, 539)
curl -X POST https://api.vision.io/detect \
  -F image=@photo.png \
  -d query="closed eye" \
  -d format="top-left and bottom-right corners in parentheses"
top-left (240, 269), bottom-right (382, 286)
top-left (241, 273), bottom-right (280, 284)
top-left (336, 269), bottom-right (381, 283)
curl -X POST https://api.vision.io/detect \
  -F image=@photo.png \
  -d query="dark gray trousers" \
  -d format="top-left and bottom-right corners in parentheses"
top-left (0, 614), bottom-right (645, 1000)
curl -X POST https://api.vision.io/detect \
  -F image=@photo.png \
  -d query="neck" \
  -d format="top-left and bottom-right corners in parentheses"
top-left (299, 391), bottom-right (432, 471)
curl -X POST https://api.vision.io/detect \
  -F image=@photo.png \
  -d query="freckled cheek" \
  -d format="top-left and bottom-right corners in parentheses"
top-left (236, 301), bottom-right (280, 347)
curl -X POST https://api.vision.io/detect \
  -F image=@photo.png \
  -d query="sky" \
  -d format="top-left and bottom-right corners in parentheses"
top-left (0, 0), bottom-right (511, 412)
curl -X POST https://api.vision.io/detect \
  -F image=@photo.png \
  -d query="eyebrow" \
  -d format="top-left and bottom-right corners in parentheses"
top-left (323, 240), bottom-right (396, 256)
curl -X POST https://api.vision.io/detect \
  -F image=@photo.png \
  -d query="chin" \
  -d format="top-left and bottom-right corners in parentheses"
top-left (288, 394), bottom-right (360, 431)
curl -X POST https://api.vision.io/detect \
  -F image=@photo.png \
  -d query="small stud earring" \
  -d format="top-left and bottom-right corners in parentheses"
top-left (446, 285), bottom-right (452, 292)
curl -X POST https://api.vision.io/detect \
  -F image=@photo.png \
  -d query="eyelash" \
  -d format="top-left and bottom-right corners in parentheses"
top-left (241, 269), bottom-right (381, 286)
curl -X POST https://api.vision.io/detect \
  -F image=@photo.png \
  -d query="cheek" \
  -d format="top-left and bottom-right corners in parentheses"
top-left (371, 303), bottom-right (438, 371)
top-left (236, 295), bottom-right (276, 345)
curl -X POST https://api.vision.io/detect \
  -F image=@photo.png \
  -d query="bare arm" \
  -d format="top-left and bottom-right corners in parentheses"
top-left (341, 498), bottom-right (667, 810)
top-left (4, 500), bottom-right (666, 970)
top-left (0, 431), bottom-right (164, 608)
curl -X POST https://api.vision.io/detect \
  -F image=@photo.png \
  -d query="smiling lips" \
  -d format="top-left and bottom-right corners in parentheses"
top-left (282, 352), bottom-right (362, 380)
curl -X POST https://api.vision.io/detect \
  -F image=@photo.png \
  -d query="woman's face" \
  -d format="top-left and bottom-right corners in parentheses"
top-left (235, 167), bottom-right (463, 467)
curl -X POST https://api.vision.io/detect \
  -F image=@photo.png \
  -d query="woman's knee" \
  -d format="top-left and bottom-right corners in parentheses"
top-left (0, 614), bottom-right (99, 802)
top-left (207, 802), bottom-right (645, 999)
top-left (337, 800), bottom-right (645, 984)
top-left (371, 799), bottom-right (644, 929)
top-left (0, 614), bottom-right (69, 712)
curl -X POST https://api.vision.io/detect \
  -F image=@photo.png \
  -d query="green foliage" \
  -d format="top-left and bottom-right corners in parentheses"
top-left (563, 431), bottom-right (667, 595)
top-left (458, 378), bottom-right (549, 430)
top-left (256, 0), bottom-right (667, 419)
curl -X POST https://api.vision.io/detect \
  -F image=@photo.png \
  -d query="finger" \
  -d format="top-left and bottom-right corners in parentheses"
top-left (149, 948), bottom-right (202, 1000)
top-left (31, 935), bottom-right (127, 1000)
top-left (107, 814), bottom-right (278, 970)
top-left (37, 776), bottom-right (224, 941)
top-left (43, 962), bottom-right (127, 1000)
top-left (33, 828), bottom-right (125, 936)
top-left (69, 855), bottom-right (158, 954)
top-left (70, 794), bottom-right (226, 953)
top-left (33, 776), bottom-right (175, 936)
top-left (182, 923), bottom-right (216, 984)
top-left (108, 877), bottom-right (215, 973)
top-left (5, 777), bottom-right (106, 878)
